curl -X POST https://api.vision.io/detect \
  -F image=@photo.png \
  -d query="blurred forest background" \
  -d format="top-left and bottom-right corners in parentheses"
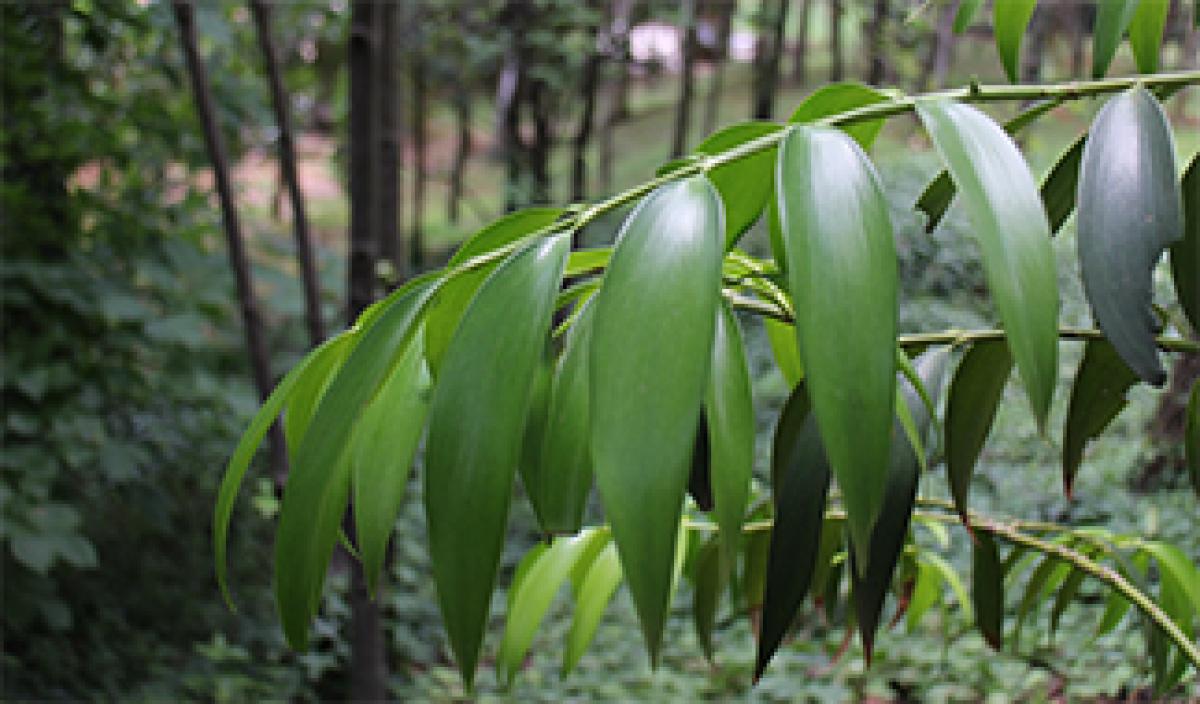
top-left (2, 0), bottom-right (1198, 701)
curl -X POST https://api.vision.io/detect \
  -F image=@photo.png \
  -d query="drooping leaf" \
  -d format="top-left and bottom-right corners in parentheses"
top-left (764, 317), bottom-right (803, 387)
top-left (1128, 0), bottom-right (1170, 73)
top-left (1041, 135), bottom-right (1085, 236)
top-left (1092, 0), bottom-right (1141, 78)
top-left (1171, 156), bottom-right (1199, 332)
top-left (424, 235), bottom-right (569, 685)
top-left (693, 122), bottom-right (782, 248)
top-left (691, 536), bottom-right (727, 662)
top-left (945, 340), bottom-right (1012, 524)
top-left (424, 208), bottom-right (565, 377)
top-left (1063, 339), bottom-right (1138, 497)
top-left (1013, 554), bottom-right (1065, 644)
top-left (518, 341), bottom-right (556, 531)
top-left (1050, 567), bottom-right (1087, 636)
top-left (777, 125), bottom-right (898, 567)
top-left (788, 82), bottom-right (893, 150)
top-left (755, 382), bottom-right (831, 680)
top-left (705, 301), bottom-right (755, 561)
top-left (274, 277), bottom-right (438, 650)
top-left (917, 99), bottom-right (1058, 427)
top-left (1077, 87), bottom-right (1183, 386)
top-left (971, 531), bottom-right (1004, 649)
top-left (993, 0), bottom-right (1036, 82)
top-left (906, 558), bottom-right (941, 632)
top-left (353, 327), bottom-right (431, 592)
top-left (1187, 380), bottom-right (1199, 497)
top-left (283, 333), bottom-right (356, 457)
top-left (953, 0), bottom-right (984, 33)
top-left (923, 552), bottom-right (973, 621)
top-left (590, 176), bottom-right (724, 663)
top-left (563, 540), bottom-right (622, 676)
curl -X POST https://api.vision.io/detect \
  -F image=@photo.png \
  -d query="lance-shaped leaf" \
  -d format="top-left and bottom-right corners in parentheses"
top-left (693, 122), bottom-right (782, 248)
top-left (352, 327), bottom-right (431, 593)
top-left (1129, 0), bottom-right (1170, 73)
top-left (755, 382), bottom-right (831, 680)
top-left (424, 207), bottom-right (565, 377)
top-left (1063, 339), bottom-right (1138, 498)
top-left (777, 125), bottom-right (898, 567)
top-left (1050, 567), bottom-right (1087, 636)
top-left (764, 317), bottom-right (803, 386)
top-left (531, 300), bottom-right (596, 534)
top-left (284, 333), bottom-right (355, 457)
top-left (851, 348), bottom-right (950, 662)
top-left (275, 278), bottom-right (438, 650)
top-left (789, 82), bottom-right (892, 150)
top-left (945, 340), bottom-right (1011, 524)
top-left (424, 235), bottom-right (569, 685)
top-left (1078, 87), bottom-right (1183, 386)
top-left (1092, 0), bottom-right (1140, 78)
top-left (993, 0), bottom-right (1036, 82)
top-left (972, 530), bottom-right (1004, 649)
top-left (1187, 381), bottom-right (1199, 498)
top-left (705, 301), bottom-right (755, 561)
top-left (563, 540), bottom-right (622, 676)
top-left (1041, 135), bottom-right (1086, 236)
top-left (917, 99), bottom-right (1058, 427)
top-left (953, 0), bottom-right (984, 33)
top-left (590, 176), bottom-right (723, 663)
top-left (1171, 156), bottom-right (1199, 333)
top-left (906, 558), bottom-right (941, 632)
top-left (691, 536), bottom-right (726, 662)
top-left (518, 341), bottom-right (555, 530)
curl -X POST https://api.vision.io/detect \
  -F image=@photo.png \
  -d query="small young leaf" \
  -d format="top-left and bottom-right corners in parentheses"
top-left (693, 122), bottom-right (782, 248)
top-left (945, 340), bottom-right (1012, 523)
top-left (971, 531), bottom-right (1004, 649)
top-left (705, 301), bottom-right (755, 561)
top-left (906, 558), bottom-right (941, 632)
top-left (777, 125), bottom-right (898, 569)
top-left (917, 99), bottom-right (1058, 428)
top-left (590, 176), bottom-right (724, 664)
top-left (1092, 0), bottom-right (1141, 78)
top-left (1171, 156), bottom-right (1199, 333)
top-left (1077, 87), bottom-right (1183, 386)
top-left (788, 82), bottom-right (893, 149)
top-left (1063, 340), bottom-right (1138, 497)
top-left (764, 317), bottom-right (803, 387)
top-left (563, 541), bottom-right (622, 676)
top-left (424, 235), bottom-right (569, 685)
top-left (953, 0), bottom-right (984, 33)
top-left (1128, 0), bottom-right (1170, 73)
top-left (924, 552), bottom-right (973, 621)
top-left (993, 0), bottom-right (1036, 82)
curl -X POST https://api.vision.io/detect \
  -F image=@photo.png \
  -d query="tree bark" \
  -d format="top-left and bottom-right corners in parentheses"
top-left (572, 8), bottom-right (604, 205)
top-left (378, 0), bottom-right (404, 283)
top-left (447, 85), bottom-right (471, 224)
top-left (702, 0), bottom-right (735, 135)
top-left (173, 0), bottom-right (288, 482)
top-left (671, 0), bottom-right (698, 158)
top-left (600, 0), bottom-right (636, 194)
top-left (249, 0), bottom-right (325, 345)
top-left (867, 0), bottom-right (888, 86)
top-left (409, 44), bottom-right (427, 269)
top-left (752, 0), bottom-right (790, 119)
top-left (528, 78), bottom-right (553, 206)
top-left (791, 0), bottom-right (811, 85)
top-left (829, 0), bottom-right (844, 83)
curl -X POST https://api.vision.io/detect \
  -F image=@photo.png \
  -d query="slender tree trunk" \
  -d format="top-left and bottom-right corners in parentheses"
top-left (1020, 5), bottom-right (1046, 85)
top-left (752, 0), bottom-right (790, 119)
top-left (791, 0), bottom-right (811, 85)
top-left (671, 0), bottom-right (698, 158)
top-left (528, 79), bottom-right (553, 206)
top-left (497, 1), bottom-right (531, 212)
top-left (173, 0), bottom-right (288, 482)
top-left (409, 48), bottom-right (427, 269)
top-left (1068, 3), bottom-right (1086, 77)
top-left (829, 0), bottom-right (844, 82)
top-left (378, 0), bottom-right (404, 283)
top-left (572, 11), bottom-right (603, 206)
top-left (448, 85), bottom-right (471, 224)
top-left (703, 0), bottom-right (735, 135)
top-left (922, 1), bottom-right (955, 91)
top-left (600, 0), bottom-right (635, 194)
top-left (867, 0), bottom-right (888, 86)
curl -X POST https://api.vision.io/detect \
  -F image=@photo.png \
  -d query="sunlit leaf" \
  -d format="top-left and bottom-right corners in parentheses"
top-left (953, 0), bottom-right (984, 33)
top-left (993, 0), bottom-right (1036, 82)
top-left (764, 317), bottom-right (803, 387)
top-left (1092, 0), bottom-right (1140, 78)
top-left (945, 340), bottom-right (1012, 524)
top-left (789, 82), bottom-right (893, 149)
top-left (1063, 339), bottom-right (1138, 497)
top-left (906, 558), bottom-right (940, 632)
top-left (693, 122), bottom-right (782, 248)
top-left (1128, 0), bottom-right (1169, 73)
top-left (563, 541), bottom-right (622, 676)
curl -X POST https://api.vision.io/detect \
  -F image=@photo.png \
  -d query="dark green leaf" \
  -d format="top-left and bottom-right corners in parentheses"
top-left (1171, 156), bottom-right (1199, 332)
top-left (1092, 0), bottom-right (1140, 78)
top-left (590, 176), bottom-right (724, 663)
top-left (1077, 87), bottom-right (1183, 386)
top-left (1050, 567), bottom-right (1086, 636)
top-left (971, 531), bottom-right (1004, 649)
top-left (1013, 554), bottom-right (1063, 644)
top-left (917, 99), bottom-right (1058, 427)
top-left (691, 536), bottom-right (726, 662)
top-left (788, 82), bottom-right (893, 150)
top-left (1128, 0), bottom-right (1169, 73)
top-left (1040, 135), bottom-right (1085, 236)
top-left (424, 235), bottom-right (569, 685)
top-left (1063, 340), bottom-right (1138, 497)
top-left (993, 0), bottom-right (1037, 82)
top-left (518, 340), bottom-right (556, 531)
top-left (777, 125), bottom-right (898, 565)
top-left (953, 0), bottom-right (984, 33)
top-left (945, 340), bottom-right (1012, 524)
top-left (693, 122), bottom-right (782, 248)
top-left (284, 333), bottom-right (355, 457)
top-left (705, 301), bottom-right (754, 561)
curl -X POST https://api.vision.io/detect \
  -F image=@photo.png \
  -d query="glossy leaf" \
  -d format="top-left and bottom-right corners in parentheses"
top-left (563, 541), bottom-right (622, 676)
top-left (764, 317), bottom-right (803, 387)
top-left (755, 382), bottom-right (831, 680)
top-left (953, 0), bottom-right (984, 33)
top-left (993, 0), bottom-right (1036, 82)
top-left (788, 82), bottom-right (892, 150)
top-left (1092, 0), bottom-right (1140, 78)
top-left (693, 122), bottom-right (782, 248)
top-left (777, 125), bottom-right (898, 565)
top-left (1078, 87), bottom-right (1183, 386)
top-left (274, 278), bottom-right (437, 650)
top-left (518, 342), bottom-right (555, 530)
top-left (705, 301), bottom-right (754, 561)
top-left (1129, 0), bottom-right (1169, 73)
top-left (424, 235), bottom-right (569, 684)
top-left (1171, 156), bottom-right (1199, 332)
top-left (590, 176), bottom-right (723, 663)
top-left (284, 333), bottom-right (355, 457)
top-left (945, 340), bottom-right (1012, 524)
top-left (352, 327), bottom-right (431, 592)
top-left (972, 531), bottom-right (1004, 649)
top-left (917, 99), bottom-right (1058, 427)
top-left (1063, 340), bottom-right (1138, 497)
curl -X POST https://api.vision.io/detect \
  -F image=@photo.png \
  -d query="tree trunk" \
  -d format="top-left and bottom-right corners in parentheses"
top-left (829, 0), bottom-right (844, 83)
top-left (922, 1), bottom-right (955, 91)
top-left (752, 0), bottom-right (790, 119)
top-left (572, 10), bottom-right (603, 205)
top-left (378, 0), bottom-right (404, 284)
top-left (528, 78), bottom-right (553, 206)
top-left (173, 0), bottom-right (288, 482)
top-left (600, 0), bottom-right (635, 194)
top-left (409, 47), bottom-right (427, 269)
top-left (671, 0), bottom-right (698, 158)
top-left (1020, 5), bottom-right (1045, 84)
top-left (702, 0), bottom-right (735, 136)
top-left (867, 0), bottom-right (888, 86)
top-left (447, 85), bottom-right (471, 224)
top-left (791, 0), bottom-right (811, 85)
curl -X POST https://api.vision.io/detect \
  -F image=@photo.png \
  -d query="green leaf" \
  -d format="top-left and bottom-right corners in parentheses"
top-left (1077, 87), bottom-right (1183, 386)
top-left (923, 552), bottom-right (973, 621)
top-left (424, 208), bottom-right (565, 377)
top-left (705, 301), bottom-right (754, 561)
top-left (691, 536), bottom-right (727, 661)
top-left (764, 317), bottom-right (803, 387)
top-left (1013, 554), bottom-right (1064, 644)
top-left (565, 247), bottom-right (611, 278)
top-left (275, 278), bottom-right (438, 650)
top-left (906, 558), bottom-right (941, 632)
top-left (518, 341), bottom-right (556, 531)
top-left (352, 326), bottom-right (431, 593)
top-left (945, 340), bottom-right (1012, 524)
top-left (1063, 339), bottom-right (1138, 497)
top-left (1128, 0), bottom-right (1169, 73)
top-left (693, 122), bottom-right (782, 248)
top-left (972, 531), bottom-right (1004, 649)
top-left (755, 382), bottom-right (831, 680)
top-left (1050, 567), bottom-right (1086, 636)
top-left (563, 540), bottom-right (622, 676)
top-left (993, 0), bottom-right (1036, 82)
top-left (532, 300), bottom-right (596, 535)
top-left (1138, 541), bottom-right (1200, 616)
top-left (424, 235), bottom-right (569, 685)
top-left (1171, 156), bottom-right (1199, 333)
top-left (590, 176), bottom-right (724, 663)
top-left (917, 99), bottom-right (1058, 427)
top-left (1187, 380), bottom-right (1200, 498)
top-left (1092, 0), bottom-right (1141, 78)
top-left (953, 0), bottom-right (984, 33)
top-left (777, 125), bottom-right (898, 568)
top-left (1040, 135), bottom-right (1085, 236)
top-left (788, 82), bottom-right (893, 150)
top-left (498, 529), bottom-right (607, 684)
top-left (284, 333), bottom-right (356, 457)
